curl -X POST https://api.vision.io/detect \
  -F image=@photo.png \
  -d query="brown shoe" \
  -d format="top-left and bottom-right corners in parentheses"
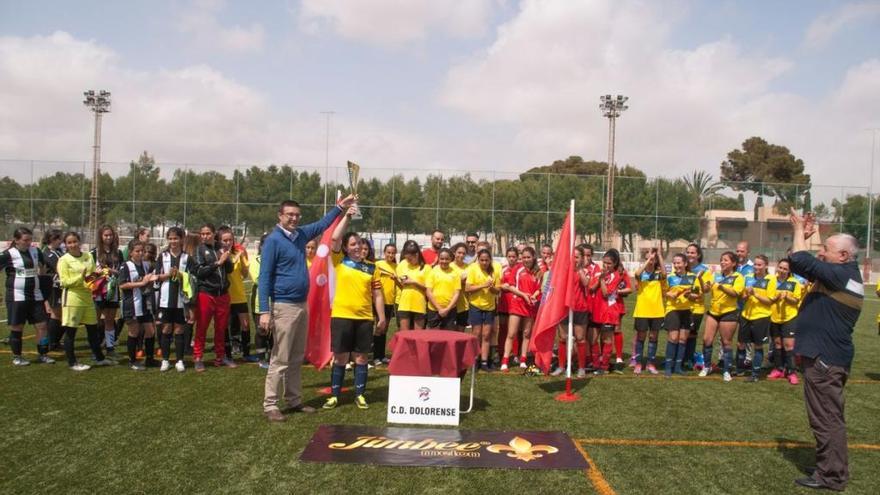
top-left (264, 409), bottom-right (286, 422)
top-left (283, 404), bottom-right (317, 414)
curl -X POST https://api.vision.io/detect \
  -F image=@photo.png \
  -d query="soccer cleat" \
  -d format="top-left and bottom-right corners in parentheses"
top-left (788, 372), bottom-right (799, 385)
top-left (258, 360), bottom-right (270, 370)
top-left (160, 360), bottom-right (171, 372)
top-left (613, 362), bottom-right (625, 374)
top-left (175, 360), bottom-right (186, 372)
top-left (372, 359), bottom-right (383, 368)
top-left (768, 369), bottom-right (785, 380)
top-left (130, 362), bottom-right (147, 371)
top-left (746, 375), bottom-right (759, 383)
top-left (633, 364), bottom-right (643, 375)
top-left (628, 356), bottom-right (637, 368)
top-left (480, 363), bottom-right (491, 373)
top-left (519, 361), bottom-right (528, 369)
top-left (615, 357), bottom-right (624, 364)
top-left (592, 369), bottom-right (606, 376)
top-left (550, 367), bottom-right (564, 376)
top-left (194, 360), bottom-right (206, 373)
top-left (323, 396), bottom-right (338, 410)
top-left (698, 367), bottom-right (711, 377)
top-left (244, 355), bottom-right (260, 363)
top-left (93, 359), bottom-right (115, 366)
top-left (355, 395), bottom-right (369, 410)
top-left (722, 371), bottom-right (732, 382)
top-left (38, 355), bottom-right (56, 364)
top-left (12, 356), bottom-right (31, 366)
top-left (646, 363), bottom-right (659, 375)
top-left (69, 363), bottom-right (91, 372)
top-left (576, 368), bottom-right (586, 378)
top-left (500, 363), bottom-right (509, 372)
top-left (216, 358), bottom-right (238, 368)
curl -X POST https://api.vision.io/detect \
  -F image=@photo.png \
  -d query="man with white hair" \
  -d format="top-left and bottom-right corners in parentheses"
top-left (789, 209), bottom-right (862, 491)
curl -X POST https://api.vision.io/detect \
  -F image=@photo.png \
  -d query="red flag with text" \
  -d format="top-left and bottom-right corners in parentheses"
top-left (529, 210), bottom-right (573, 373)
top-left (305, 215), bottom-right (342, 370)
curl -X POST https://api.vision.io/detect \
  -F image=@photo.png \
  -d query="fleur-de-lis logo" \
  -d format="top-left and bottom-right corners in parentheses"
top-left (486, 436), bottom-right (558, 462)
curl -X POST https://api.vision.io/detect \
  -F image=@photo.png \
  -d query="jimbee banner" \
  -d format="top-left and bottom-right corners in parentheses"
top-left (300, 425), bottom-right (588, 470)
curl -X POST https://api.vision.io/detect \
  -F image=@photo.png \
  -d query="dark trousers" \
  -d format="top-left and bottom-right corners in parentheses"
top-left (802, 356), bottom-right (849, 491)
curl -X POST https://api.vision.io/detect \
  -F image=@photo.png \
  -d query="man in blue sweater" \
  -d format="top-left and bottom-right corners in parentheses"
top-left (260, 195), bottom-right (356, 422)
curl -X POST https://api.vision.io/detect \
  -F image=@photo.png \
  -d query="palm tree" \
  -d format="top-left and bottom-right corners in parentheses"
top-left (682, 170), bottom-right (723, 207)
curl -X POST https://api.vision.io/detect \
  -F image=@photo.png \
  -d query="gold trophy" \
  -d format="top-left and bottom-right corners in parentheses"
top-left (347, 161), bottom-right (362, 219)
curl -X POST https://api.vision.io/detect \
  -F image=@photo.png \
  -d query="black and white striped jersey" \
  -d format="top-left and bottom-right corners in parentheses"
top-left (155, 251), bottom-right (192, 309)
top-left (0, 246), bottom-right (45, 302)
top-left (120, 260), bottom-right (150, 319)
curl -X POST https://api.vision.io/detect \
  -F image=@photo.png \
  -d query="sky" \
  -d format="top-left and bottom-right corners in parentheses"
top-left (1, 0), bottom-right (879, 200)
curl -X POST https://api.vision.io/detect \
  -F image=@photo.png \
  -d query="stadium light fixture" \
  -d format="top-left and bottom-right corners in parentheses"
top-left (599, 94), bottom-right (628, 250)
top-left (84, 89), bottom-right (111, 245)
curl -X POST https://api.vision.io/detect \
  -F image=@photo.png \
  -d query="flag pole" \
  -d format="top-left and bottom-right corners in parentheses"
top-left (556, 199), bottom-right (579, 402)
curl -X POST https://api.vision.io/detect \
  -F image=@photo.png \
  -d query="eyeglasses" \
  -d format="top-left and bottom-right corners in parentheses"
top-left (466, 240), bottom-right (477, 244)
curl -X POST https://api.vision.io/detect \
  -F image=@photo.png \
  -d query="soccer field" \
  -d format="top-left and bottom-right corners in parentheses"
top-left (1, 290), bottom-right (879, 494)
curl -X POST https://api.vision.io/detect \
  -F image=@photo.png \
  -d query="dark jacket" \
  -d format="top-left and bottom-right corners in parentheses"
top-left (193, 243), bottom-right (233, 296)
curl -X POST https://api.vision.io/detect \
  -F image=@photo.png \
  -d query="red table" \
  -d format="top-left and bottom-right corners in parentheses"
top-left (388, 330), bottom-right (480, 378)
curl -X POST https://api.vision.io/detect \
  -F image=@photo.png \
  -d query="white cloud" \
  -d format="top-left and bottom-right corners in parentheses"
top-left (440, 0), bottom-right (880, 195)
top-left (804, 1), bottom-right (880, 48)
top-left (0, 31), bottom-right (433, 182)
top-left (298, 0), bottom-right (498, 47)
top-left (176, 0), bottom-right (265, 54)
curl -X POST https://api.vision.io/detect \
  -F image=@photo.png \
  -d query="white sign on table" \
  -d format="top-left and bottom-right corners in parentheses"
top-left (387, 375), bottom-right (461, 426)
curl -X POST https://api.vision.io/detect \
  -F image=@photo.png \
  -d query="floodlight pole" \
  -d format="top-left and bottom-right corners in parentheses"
top-left (600, 94), bottom-right (628, 250)
top-left (83, 90), bottom-right (111, 245)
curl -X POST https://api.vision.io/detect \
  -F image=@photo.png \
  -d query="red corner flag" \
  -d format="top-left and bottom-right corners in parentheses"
top-left (305, 215), bottom-right (343, 370)
top-left (529, 207), bottom-right (574, 374)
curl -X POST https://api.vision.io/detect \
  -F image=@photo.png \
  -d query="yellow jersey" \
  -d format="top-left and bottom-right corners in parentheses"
top-left (331, 252), bottom-right (380, 320)
top-left (770, 276), bottom-right (802, 324)
top-left (665, 271), bottom-right (698, 312)
top-left (466, 263), bottom-right (500, 311)
top-left (58, 251), bottom-right (96, 307)
top-left (395, 259), bottom-right (429, 313)
top-left (708, 271), bottom-right (745, 316)
top-left (375, 260), bottom-right (397, 307)
top-left (248, 254), bottom-right (262, 311)
top-left (690, 264), bottom-right (712, 315)
top-left (425, 265), bottom-right (461, 311)
top-left (741, 273), bottom-right (773, 321)
top-left (633, 270), bottom-right (666, 318)
top-left (452, 262), bottom-right (469, 312)
top-left (227, 252), bottom-right (248, 305)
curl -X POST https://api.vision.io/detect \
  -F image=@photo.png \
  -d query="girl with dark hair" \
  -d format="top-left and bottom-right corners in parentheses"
top-left (698, 251), bottom-right (745, 382)
top-left (91, 225), bottom-right (124, 358)
top-left (466, 248), bottom-right (500, 371)
top-left (663, 253), bottom-right (698, 376)
top-left (192, 223), bottom-right (235, 371)
top-left (395, 239), bottom-right (428, 330)
top-left (41, 229), bottom-right (65, 350)
top-left (372, 243), bottom-right (398, 365)
top-left (248, 232), bottom-right (272, 368)
top-left (551, 245), bottom-right (592, 377)
top-left (155, 227), bottom-right (192, 372)
top-left (323, 209), bottom-right (387, 410)
top-left (1, 227), bottom-right (53, 365)
top-left (502, 246), bottom-right (542, 371)
top-left (450, 242), bottom-right (470, 331)
top-left (57, 231), bottom-right (113, 370)
top-left (632, 248), bottom-right (667, 375)
top-left (737, 254), bottom-right (774, 381)
top-left (425, 247), bottom-right (461, 329)
top-left (219, 226), bottom-right (251, 361)
top-left (498, 246), bottom-right (519, 362)
top-left (119, 241), bottom-right (159, 370)
top-left (591, 249), bottom-right (631, 374)
top-left (768, 258), bottom-right (802, 385)
top-left (685, 243), bottom-right (710, 370)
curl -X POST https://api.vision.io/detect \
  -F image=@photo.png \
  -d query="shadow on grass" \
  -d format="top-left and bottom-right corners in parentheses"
top-left (775, 436), bottom-right (814, 475)
top-left (864, 372), bottom-right (880, 381)
top-left (537, 377), bottom-right (591, 395)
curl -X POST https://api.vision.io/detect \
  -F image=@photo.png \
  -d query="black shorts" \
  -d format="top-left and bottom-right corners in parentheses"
top-left (562, 311), bottom-right (589, 326)
top-left (230, 302), bottom-right (249, 316)
top-left (426, 310), bottom-right (458, 330)
top-left (95, 300), bottom-right (120, 310)
top-left (46, 286), bottom-right (62, 308)
top-left (382, 304), bottom-right (395, 321)
top-left (690, 313), bottom-right (704, 334)
top-left (396, 310), bottom-right (425, 326)
top-left (331, 317), bottom-right (373, 354)
top-left (126, 314), bottom-right (154, 324)
top-left (634, 317), bottom-right (663, 332)
top-left (738, 317), bottom-right (770, 344)
top-left (708, 310), bottom-right (738, 323)
top-left (6, 301), bottom-right (48, 326)
top-left (158, 308), bottom-right (187, 325)
top-left (664, 310), bottom-right (692, 331)
top-left (769, 320), bottom-right (796, 339)
top-left (456, 311), bottom-right (468, 327)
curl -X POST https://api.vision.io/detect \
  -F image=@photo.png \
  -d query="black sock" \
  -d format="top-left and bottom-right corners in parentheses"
top-left (48, 318), bottom-right (62, 346)
top-left (773, 346), bottom-right (783, 369)
top-left (160, 333), bottom-right (172, 360)
top-left (331, 364), bottom-right (346, 397)
top-left (183, 323), bottom-right (193, 355)
top-left (9, 331), bottom-right (23, 356)
top-left (114, 318), bottom-right (123, 340)
top-left (144, 337), bottom-right (155, 361)
top-left (174, 333), bottom-right (185, 362)
top-left (127, 336), bottom-right (138, 364)
top-left (785, 351), bottom-right (795, 373)
top-left (63, 326), bottom-right (77, 366)
top-left (736, 349), bottom-right (746, 371)
top-left (86, 325), bottom-right (105, 361)
top-left (372, 334), bottom-right (386, 361)
top-left (241, 330), bottom-right (251, 356)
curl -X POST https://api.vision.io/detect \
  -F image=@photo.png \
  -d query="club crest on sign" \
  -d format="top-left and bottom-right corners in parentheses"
top-left (417, 386), bottom-right (431, 401)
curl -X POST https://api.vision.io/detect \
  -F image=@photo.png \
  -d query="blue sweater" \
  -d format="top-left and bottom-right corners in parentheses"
top-left (258, 206), bottom-right (342, 312)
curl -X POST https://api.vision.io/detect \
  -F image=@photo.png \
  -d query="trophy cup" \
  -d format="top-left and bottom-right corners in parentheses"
top-left (347, 161), bottom-right (362, 219)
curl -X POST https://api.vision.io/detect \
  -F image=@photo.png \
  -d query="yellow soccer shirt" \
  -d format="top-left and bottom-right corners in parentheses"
top-left (452, 262), bottom-right (469, 312)
top-left (396, 259), bottom-right (428, 313)
top-left (770, 276), bottom-right (802, 324)
top-left (426, 265), bottom-right (460, 311)
top-left (690, 264), bottom-right (712, 315)
top-left (331, 252), bottom-right (380, 320)
top-left (248, 254), bottom-right (262, 311)
top-left (708, 271), bottom-right (745, 316)
top-left (58, 251), bottom-right (96, 307)
top-left (375, 260), bottom-right (398, 307)
top-left (741, 273), bottom-right (774, 321)
top-left (466, 263), bottom-right (500, 311)
top-left (633, 270), bottom-right (666, 318)
top-left (665, 271), bottom-right (698, 312)
top-left (227, 252), bottom-right (248, 305)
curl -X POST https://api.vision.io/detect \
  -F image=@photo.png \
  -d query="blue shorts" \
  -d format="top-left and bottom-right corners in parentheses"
top-left (468, 307), bottom-right (495, 326)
